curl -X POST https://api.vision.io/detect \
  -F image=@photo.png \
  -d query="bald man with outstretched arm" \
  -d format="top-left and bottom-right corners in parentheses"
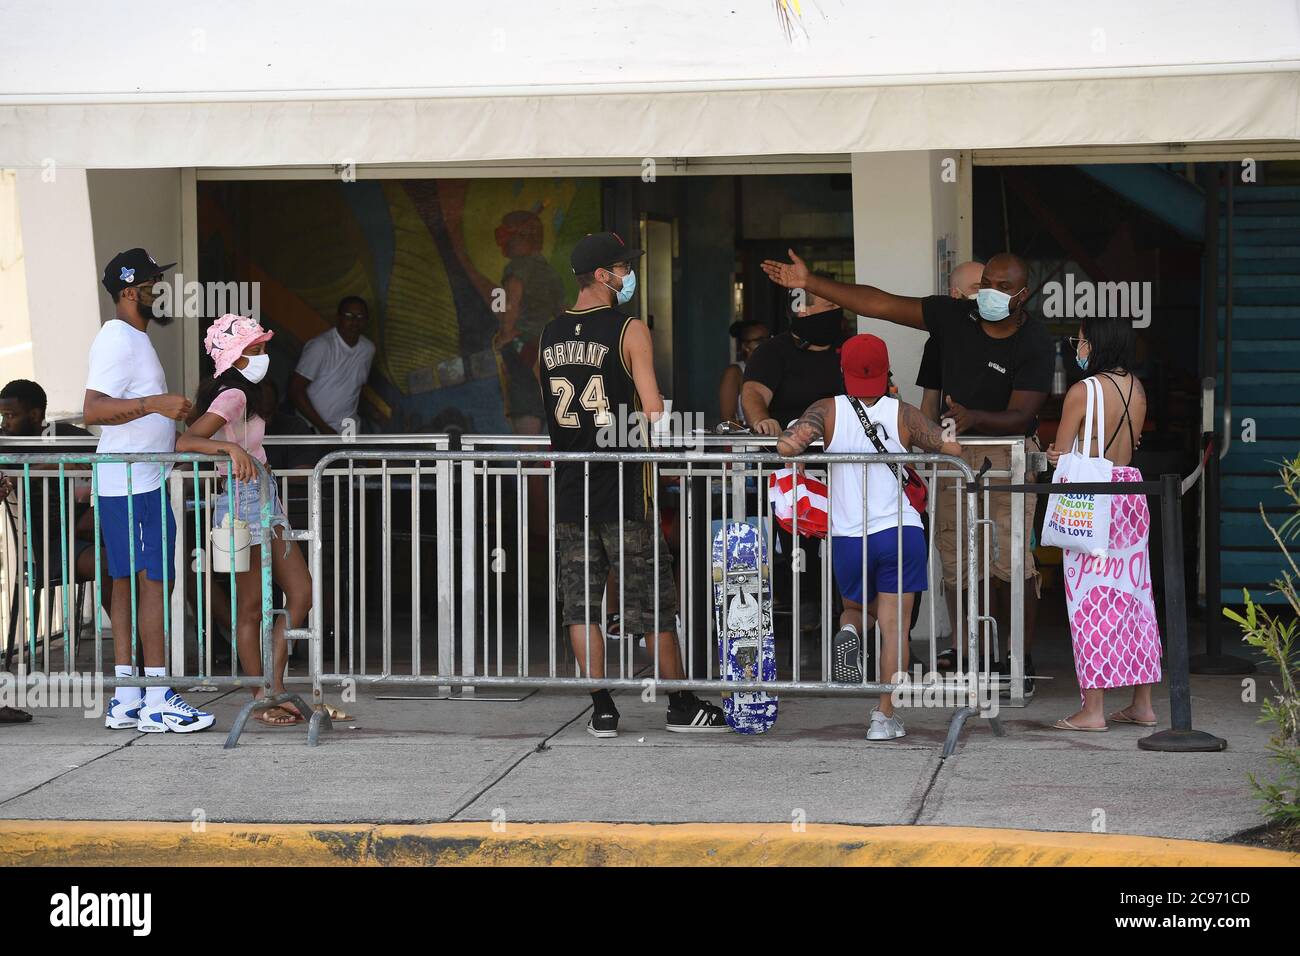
top-left (762, 249), bottom-right (1054, 696)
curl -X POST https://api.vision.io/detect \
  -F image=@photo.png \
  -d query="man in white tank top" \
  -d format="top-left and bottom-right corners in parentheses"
top-left (778, 335), bottom-right (961, 741)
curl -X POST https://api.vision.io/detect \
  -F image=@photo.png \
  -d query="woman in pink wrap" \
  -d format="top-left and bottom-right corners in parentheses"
top-left (1046, 314), bottom-right (1163, 732)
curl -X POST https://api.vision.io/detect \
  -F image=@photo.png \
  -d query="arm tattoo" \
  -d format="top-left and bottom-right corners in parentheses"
top-left (899, 402), bottom-right (947, 453)
top-left (102, 398), bottom-right (147, 425)
top-left (777, 401), bottom-right (827, 456)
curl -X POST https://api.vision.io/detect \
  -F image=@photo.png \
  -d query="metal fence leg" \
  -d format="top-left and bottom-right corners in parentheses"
top-left (436, 459), bottom-right (455, 693)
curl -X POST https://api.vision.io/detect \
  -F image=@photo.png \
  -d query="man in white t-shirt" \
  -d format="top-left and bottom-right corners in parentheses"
top-left (288, 296), bottom-right (376, 434)
top-left (84, 248), bottom-right (215, 734)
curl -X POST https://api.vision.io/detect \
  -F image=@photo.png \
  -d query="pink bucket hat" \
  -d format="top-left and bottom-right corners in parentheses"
top-left (204, 313), bottom-right (274, 376)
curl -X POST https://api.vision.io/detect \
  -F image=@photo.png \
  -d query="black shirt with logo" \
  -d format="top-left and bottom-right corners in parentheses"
top-left (743, 332), bottom-right (847, 429)
top-left (919, 296), bottom-right (1053, 436)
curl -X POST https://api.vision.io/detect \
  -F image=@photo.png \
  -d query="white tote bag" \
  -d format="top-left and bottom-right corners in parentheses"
top-left (1042, 376), bottom-right (1113, 556)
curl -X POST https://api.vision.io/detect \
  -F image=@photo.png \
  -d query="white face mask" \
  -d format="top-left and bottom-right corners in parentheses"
top-left (238, 353), bottom-right (270, 384)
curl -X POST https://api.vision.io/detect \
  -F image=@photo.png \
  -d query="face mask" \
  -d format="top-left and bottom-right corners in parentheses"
top-left (602, 268), bottom-right (636, 306)
top-left (239, 353), bottom-right (271, 384)
top-left (975, 287), bottom-right (1024, 322)
top-left (791, 307), bottom-right (844, 347)
top-left (1076, 351), bottom-right (1089, 372)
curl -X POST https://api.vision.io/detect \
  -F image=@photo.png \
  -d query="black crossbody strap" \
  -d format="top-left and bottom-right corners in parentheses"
top-left (846, 396), bottom-right (905, 487)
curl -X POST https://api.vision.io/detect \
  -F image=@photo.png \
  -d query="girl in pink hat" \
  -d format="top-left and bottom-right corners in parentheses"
top-left (177, 314), bottom-right (311, 726)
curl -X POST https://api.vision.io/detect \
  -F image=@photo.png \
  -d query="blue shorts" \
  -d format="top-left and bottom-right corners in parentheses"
top-left (98, 489), bottom-right (177, 582)
top-left (831, 526), bottom-right (928, 606)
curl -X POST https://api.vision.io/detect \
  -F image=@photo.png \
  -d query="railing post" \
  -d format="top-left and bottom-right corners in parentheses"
top-left (436, 457), bottom-right (455, 693)
top-left (1139, 473), bottom-right (1227, 752)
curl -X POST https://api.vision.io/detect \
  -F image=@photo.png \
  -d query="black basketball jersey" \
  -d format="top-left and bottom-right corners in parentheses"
top-left (539, 306), bottom-right (649, 523)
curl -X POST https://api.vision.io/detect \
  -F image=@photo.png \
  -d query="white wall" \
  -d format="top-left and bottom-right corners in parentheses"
top-left (11, 168), bottom-right (102, 420)
top-left (85, 169), bottom-right (186, 402)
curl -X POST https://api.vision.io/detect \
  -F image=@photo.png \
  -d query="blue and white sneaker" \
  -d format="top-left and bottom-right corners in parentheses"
top-left (137, 691), bottom-right (216, 734)
top-left (104, 696), bottom-right (145, 730)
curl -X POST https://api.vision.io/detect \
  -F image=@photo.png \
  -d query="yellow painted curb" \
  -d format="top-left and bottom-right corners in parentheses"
top-left (1, 821), bottom-right (1296, 867)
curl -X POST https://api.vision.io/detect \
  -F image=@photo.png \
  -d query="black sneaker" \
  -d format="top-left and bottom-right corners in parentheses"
top-left (665, 694), bottom-right (729, 733)
top-left (586, 705), bottom-right (620, 738)
top-left (997, 655), bottom-right (1036, 700)
top-left (832, 626), bottom-right (863, 683)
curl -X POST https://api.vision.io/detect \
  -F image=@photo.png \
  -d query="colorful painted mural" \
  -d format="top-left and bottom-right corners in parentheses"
top-left (197, 177), bottom-right (601, 434)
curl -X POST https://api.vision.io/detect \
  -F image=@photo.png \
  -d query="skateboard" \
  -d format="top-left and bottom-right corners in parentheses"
top-left (712, 521), bottom-right (778, 734)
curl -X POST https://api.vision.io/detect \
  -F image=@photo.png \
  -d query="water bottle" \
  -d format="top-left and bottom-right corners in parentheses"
top-left (1051, 340), bottom-right (1067, 396)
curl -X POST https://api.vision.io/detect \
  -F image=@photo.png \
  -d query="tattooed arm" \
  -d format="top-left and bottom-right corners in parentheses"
top-left (898, 401), bottom-right (962, 457)
top-left (777, 398), bottom-right (835, 457)
top-left (83, 390), bottom-right (191, 426)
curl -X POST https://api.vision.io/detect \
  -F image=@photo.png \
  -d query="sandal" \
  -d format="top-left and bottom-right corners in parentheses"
top-left (1052, 717), bottom-right (1108, 733)
top-left (934, 649), bottom-right (960, 672)
top-left (253, 706), bottom-right (303, 726)
top-left (1109, 709), bottom-right (1156, 727)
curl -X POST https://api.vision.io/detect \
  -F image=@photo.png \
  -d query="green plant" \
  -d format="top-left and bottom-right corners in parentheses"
top-left (1224, 452), bottom-right (1300, 833)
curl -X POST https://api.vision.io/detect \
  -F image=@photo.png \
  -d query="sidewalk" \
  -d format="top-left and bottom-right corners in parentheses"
top-left (0, 634), bottom-right (1286, 852)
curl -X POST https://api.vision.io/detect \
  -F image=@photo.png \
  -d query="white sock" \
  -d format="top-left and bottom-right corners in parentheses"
top-left (144, 667), bottom-right (169, 707)
top-left (840, 622), bottom-right (859, 637)
top-left (114, 665), bottom-right (141, 703)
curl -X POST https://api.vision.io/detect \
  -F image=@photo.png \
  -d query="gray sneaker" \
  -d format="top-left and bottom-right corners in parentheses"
top-left (866, 708), bottom-right (906, 741)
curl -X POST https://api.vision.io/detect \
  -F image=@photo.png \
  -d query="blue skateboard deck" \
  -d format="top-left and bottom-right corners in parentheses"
top-left (712, 521), bottom-right (777, 734)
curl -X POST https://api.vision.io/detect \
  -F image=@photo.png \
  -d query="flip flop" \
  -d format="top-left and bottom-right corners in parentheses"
top-left (1052, 718), bottom-right (1108, 732)
top-left (253, 706), bottom-right (303, 726)
top-left (1109, 710), bottom-right (1157, 727)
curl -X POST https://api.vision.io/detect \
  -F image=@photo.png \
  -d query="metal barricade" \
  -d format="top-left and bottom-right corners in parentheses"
top-left (0, 449), bottom-right (322, 748)
top-left (300, 444), bottom-right (1003, 755)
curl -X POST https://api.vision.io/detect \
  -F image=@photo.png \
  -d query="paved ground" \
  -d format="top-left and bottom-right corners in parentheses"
top-left (0, 626), bottom-right (1281, 843)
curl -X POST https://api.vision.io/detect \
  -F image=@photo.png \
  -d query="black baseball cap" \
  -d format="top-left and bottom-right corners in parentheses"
top-left (570, 232), bottom-right (642, 274)
top-left (101, 248), bottom-right (175, 297)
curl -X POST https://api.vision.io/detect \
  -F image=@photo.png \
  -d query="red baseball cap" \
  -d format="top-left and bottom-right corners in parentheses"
top-left (841, 333), bottom-right (890, 398)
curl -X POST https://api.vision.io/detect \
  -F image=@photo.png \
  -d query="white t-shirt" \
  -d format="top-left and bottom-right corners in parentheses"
top-left (294, 329), bottom-right (375, 432)
top-left (85, 319), bottom-right (176, 497)
top-left (825, 394), bottom-right (923, 537)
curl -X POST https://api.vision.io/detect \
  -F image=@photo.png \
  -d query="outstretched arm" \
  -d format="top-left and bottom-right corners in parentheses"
top-left (777, 398), bottom-right (835, 457)
top-left (760, 249), bottom-right (926, 330)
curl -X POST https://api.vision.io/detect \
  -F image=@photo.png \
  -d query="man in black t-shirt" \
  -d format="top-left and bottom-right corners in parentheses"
top-left (740, 287), bottom-right (847, 613)
top-left (762, 250), bottom-right (1052, 692)
top-left (918, 260), bottom-right (984, 424)
top-left (741, 289), bottom-right (847, 434)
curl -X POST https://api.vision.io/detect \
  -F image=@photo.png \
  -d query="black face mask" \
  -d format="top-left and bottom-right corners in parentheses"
top-left (790, 307), bottom-right (844, 347)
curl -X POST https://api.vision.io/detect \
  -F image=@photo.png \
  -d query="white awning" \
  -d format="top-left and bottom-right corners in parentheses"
top-left (2, 0), bottom-right (1298, 168)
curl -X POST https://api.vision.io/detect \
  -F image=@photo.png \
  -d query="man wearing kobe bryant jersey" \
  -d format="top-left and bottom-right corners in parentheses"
top-left (538, 231), bottom-right (727, 737)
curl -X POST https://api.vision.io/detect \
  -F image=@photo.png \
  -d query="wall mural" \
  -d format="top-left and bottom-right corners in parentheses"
top-left (198, 177), bottom-right (601, 434)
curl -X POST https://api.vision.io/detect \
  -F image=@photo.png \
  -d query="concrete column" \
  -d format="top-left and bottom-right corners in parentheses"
top-left (86, 169), bottom-right (185, 400)
top-left (12, 167), bottom-right (102, 420)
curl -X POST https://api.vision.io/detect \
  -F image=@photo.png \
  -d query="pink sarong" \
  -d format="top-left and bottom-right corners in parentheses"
top-left (1062, 466), bottom-right (1163, 698)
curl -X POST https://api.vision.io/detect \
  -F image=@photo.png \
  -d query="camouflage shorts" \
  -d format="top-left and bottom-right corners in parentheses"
top-left (555, 520), bottom-right (678, 634)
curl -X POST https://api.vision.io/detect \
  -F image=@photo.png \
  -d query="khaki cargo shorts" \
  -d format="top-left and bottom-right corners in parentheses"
top-left (934, 437), bottom-right (1041, 592)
